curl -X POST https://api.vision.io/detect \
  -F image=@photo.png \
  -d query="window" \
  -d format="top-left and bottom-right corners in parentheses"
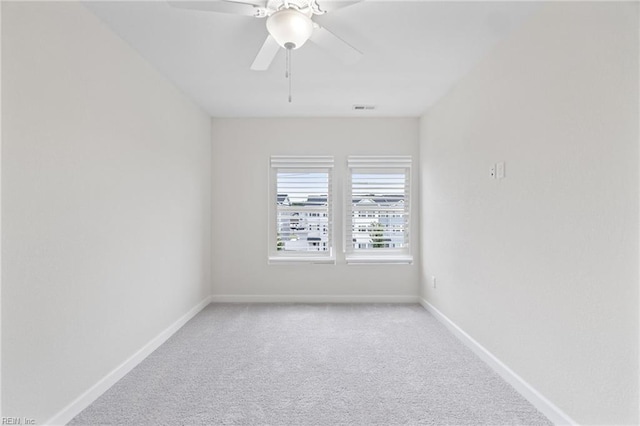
top-left (345, 156), bottom-right (412, 264)
top-left (269, 156), bottom-right (334, 263)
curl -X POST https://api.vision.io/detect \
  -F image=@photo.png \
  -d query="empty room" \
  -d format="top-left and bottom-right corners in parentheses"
top-left (1, 0), bottom-right (638, 425)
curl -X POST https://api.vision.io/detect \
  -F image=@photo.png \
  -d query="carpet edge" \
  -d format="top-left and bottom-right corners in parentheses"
top-left (44, 295), bottom-right (213, 426)
top-left (418, 298), bottom-right (576, 426)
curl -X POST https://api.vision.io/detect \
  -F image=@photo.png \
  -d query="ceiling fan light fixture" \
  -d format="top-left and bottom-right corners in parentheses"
top-left (266, 8), bottom-right (313, 50)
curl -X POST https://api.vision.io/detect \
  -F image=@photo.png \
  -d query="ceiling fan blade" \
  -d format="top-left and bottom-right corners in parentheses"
top-left (315, 1), bottom-right (363, 14)
top-left (309, 25), bottom-right (363, 65)
top-left (251, 35), bottom-right (281, 70)
top-left (167, 1), bottom-right (266, 17)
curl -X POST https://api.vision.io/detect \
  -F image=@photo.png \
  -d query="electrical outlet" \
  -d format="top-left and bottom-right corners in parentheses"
top-left (431, 275), bottom-right (437, 289)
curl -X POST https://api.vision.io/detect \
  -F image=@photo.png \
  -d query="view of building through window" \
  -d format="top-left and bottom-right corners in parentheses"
top-left (275, 170), bottom-right (408, 253)
top-left (276, 171), bottom-right (330, 252)
top-left (350, 172), bottom-right (408, 250)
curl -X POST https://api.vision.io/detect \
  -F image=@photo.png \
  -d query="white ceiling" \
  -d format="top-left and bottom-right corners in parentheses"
top-left (84, 1), bottom-right (539, 117)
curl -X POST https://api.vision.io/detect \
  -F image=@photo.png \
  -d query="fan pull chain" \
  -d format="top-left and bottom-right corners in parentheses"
top-left (284, 42), bottom-right (294, 103)
top-left (285, 47), bottom-right (289, 79)
top-left (288, 49), bottom-right (292, 103)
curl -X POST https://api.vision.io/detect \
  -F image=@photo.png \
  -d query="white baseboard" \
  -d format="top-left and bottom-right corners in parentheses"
top-left (211, 294), bottom-right (419, 304)
top-left (418, 298), bottom-right (576, 426)
top-left (44, 296), bottom-right (212, 426)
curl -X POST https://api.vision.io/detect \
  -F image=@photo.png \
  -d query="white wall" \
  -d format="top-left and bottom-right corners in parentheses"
top-left (420, 2), bottom-right (638, 424)
top-left (211, 118), bottom-right (419, 301)
top-left (1, 2), bottom-right (211, 423)
top-left (0, 1), bottom-right (3, 417)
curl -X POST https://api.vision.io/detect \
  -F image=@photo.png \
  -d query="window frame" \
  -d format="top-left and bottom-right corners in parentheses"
top-left (268, 156), bottom-right (335, 265)
top-left (345, 156), bottom-right (413, 265)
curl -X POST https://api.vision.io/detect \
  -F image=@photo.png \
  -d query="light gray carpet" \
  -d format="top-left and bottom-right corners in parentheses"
top-left (70, 304), bottom-right (552, 425)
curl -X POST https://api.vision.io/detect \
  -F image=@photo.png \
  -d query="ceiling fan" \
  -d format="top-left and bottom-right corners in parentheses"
top-left (168, 0), bottom-right (364, 81)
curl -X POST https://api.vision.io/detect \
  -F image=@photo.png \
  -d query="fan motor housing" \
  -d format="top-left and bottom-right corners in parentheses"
top-left (267, 0), bottom-right (321, 15)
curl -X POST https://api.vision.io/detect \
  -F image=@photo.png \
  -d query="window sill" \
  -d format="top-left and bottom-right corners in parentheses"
top-left (345, 255), bottom-right (413, 265)
top-left (269, 256), bottom-right (336, 265)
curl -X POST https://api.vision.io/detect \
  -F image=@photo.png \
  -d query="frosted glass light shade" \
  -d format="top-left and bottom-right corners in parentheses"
top-left (266, 8), bottom-right (313, 50)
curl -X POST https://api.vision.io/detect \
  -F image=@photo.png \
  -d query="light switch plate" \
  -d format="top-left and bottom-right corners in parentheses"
top-left (496, 161), bottom-right (505, 179)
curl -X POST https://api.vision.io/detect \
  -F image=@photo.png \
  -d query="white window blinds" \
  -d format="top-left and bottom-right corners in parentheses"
top-left (269, 156), bottom-right (334, 263)
top-left (346, 156), bottom-right (412, 264)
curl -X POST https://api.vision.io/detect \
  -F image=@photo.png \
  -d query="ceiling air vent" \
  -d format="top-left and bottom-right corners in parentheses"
top-left (352, 104), bottom-right (376, 111)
